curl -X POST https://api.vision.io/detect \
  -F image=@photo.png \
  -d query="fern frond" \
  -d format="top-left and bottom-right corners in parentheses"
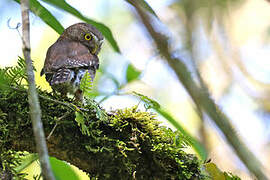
top-left (5, 56), bottom-right (27, 86)
top-left (80, 70), bottom-right (93, 96)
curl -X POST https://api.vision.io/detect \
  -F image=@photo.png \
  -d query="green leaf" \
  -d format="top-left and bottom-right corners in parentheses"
top-left (15, 155), bottom-right (81, 180)
top-left (41, 0), bottom-right (120, 52)
top-left (50, 157), bottom-right (80, 180)
top-left (137, 0), bottom-right (158, 18)
top-left (0, 69), bottom-right (11, 90)
top-left (14, 153), bottom-right (38, 172)
top-left (204, 163), bottom-right (241, 180)
top-left (132, 91), bottom-right (160, 110)
top-left (0, 56), bottom-right (28, 88)
top-left (75, 111), bottom-right (90, 135)
top-left (126, 0), bottom-right (158, 18)
top-left (13, 0), bottom-right (64, 34)
top-left (80, 71), bottom-right (93, 96)
top-left (224, 172), bottom-right (241, 180)
top-left (204, 163), bottom-right (226, 180)
top-left (126, 63), bottom-right (141, 83)
top-left (85, 98), bottom-right (108, 121)
top-left (132, 91), bottom-right (207, 160)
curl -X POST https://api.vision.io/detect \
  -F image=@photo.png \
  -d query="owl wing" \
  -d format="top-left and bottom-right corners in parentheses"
top-left (41, 40), bottom-right (99, 75)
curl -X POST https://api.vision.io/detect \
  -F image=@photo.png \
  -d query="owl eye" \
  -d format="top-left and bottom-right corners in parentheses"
top-left (84, 33), bottom-right (92, 41)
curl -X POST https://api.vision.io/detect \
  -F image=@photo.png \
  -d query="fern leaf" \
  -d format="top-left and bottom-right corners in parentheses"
top-left (132, 91), bottom-right (160, 110)
top-left (80, 70), bottom-right (93, 95)
top-left (0, 56), bottom-right (28, 87)
top-left (75, 111), bottom-right (90, 135)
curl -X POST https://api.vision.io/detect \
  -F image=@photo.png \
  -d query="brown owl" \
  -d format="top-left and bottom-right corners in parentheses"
top-left (40, 23), bottom-right (104, 101)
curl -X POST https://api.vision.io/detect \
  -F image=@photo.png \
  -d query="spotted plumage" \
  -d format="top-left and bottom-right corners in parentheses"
top-left (41, 23), bottom-right (104, 101)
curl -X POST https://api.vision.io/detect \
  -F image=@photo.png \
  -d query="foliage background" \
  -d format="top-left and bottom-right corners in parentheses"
top-left (1, 0), bottom-right (270, 179)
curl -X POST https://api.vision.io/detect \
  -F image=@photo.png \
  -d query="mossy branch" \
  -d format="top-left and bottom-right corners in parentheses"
top-left (0, 87), bottom-right (203, 179)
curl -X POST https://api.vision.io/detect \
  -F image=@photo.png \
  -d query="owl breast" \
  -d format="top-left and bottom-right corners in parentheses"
top-left (46, 68), bottom-right (95, 96)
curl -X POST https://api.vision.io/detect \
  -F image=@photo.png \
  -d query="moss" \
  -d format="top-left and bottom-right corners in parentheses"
top-left (0, 87), bottom-right (204, 179)
top-left (68, 104), bottom-right (204, 179)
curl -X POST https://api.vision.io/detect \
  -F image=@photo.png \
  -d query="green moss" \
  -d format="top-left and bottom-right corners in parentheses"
top-left (72, 105), bottom-right (203, 179)
top-left (0, 87), bottom-right (204, 179)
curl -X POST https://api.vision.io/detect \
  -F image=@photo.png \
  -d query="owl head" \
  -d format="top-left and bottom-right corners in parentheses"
top-left (58, 23), bottom-right (104, 55)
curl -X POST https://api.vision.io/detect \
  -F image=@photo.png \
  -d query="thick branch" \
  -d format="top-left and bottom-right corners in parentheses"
top-left (0, 88), bottom-right (203, 179)
top-left (20, 0), bottom-right (55, 179)
top-left (126, 1), bottom-right (268, 179)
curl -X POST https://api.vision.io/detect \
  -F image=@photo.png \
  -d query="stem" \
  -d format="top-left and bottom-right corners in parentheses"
top-left (20, 0), bottom-right (55, 179)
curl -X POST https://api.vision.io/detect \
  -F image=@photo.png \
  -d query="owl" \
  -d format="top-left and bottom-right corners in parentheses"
top-left (40, 23), bottom-right (104, 101)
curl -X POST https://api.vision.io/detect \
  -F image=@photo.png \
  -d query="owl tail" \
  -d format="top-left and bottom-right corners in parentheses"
top-left (50, 68), bottom-right (74, 85)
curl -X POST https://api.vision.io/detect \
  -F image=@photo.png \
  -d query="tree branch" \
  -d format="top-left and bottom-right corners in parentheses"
top-left (126, 1), bottom-right (268, 179)
top-left (20, 0), bottom-right (55, 179)
top-left (0, 88), bottom-right (204, 179)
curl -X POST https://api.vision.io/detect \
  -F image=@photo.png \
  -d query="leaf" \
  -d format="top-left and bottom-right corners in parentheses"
top-left (75, 111), bottom-right (90, 135)
top-left (224, 172), bottom-right (241, 180)
top-left (50, 157), bottom-right (80, 180)
top-left (85, 98), bottom-right (108, 121)
top-left (13, 0), bottom-right (64, 34)
top-left (15, 155), bottom-right (81, 180)
top-left (0, 56), bottom-right (28, 88)
top-left (132, 91), bottom-right (160, 110)
top-left (41, 0), bottom-right (120, 52)
top-left (14, 153), bottom-right (38, 172)
top-left (80, 71), bottom-right (93, 96)
top-left (204, 163), bottom-right (241, 180)
top-left (132, 91), bottom-right (208, 160)
top-left (126, 0), bottom-right (158, 18)
top-left (0, 69), bottom-right (11, 90)
top-left (126, 63), bottom-right (141, 83)
top-left (137, 0), bottom-right (158, 18)
top-left (204, 163), bottom-right (226, 180)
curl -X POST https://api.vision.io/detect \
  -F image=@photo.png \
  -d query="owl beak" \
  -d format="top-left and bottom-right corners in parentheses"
top-left (91, 44), bottom-right (98, 55)
top-left (91, 40), bottom-right (104, 55)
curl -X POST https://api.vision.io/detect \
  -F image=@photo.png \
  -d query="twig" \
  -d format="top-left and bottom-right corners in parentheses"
top-left (47, 112), bottom-right (71, 140)
top-left (20, 0), bottom-right (55, 179)
top-left (38, 94), bottom-right (88, 111)
top-left (11, 86), bottom-right (88, 112)
top-left (126, 1), bottom-right (268, 179)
